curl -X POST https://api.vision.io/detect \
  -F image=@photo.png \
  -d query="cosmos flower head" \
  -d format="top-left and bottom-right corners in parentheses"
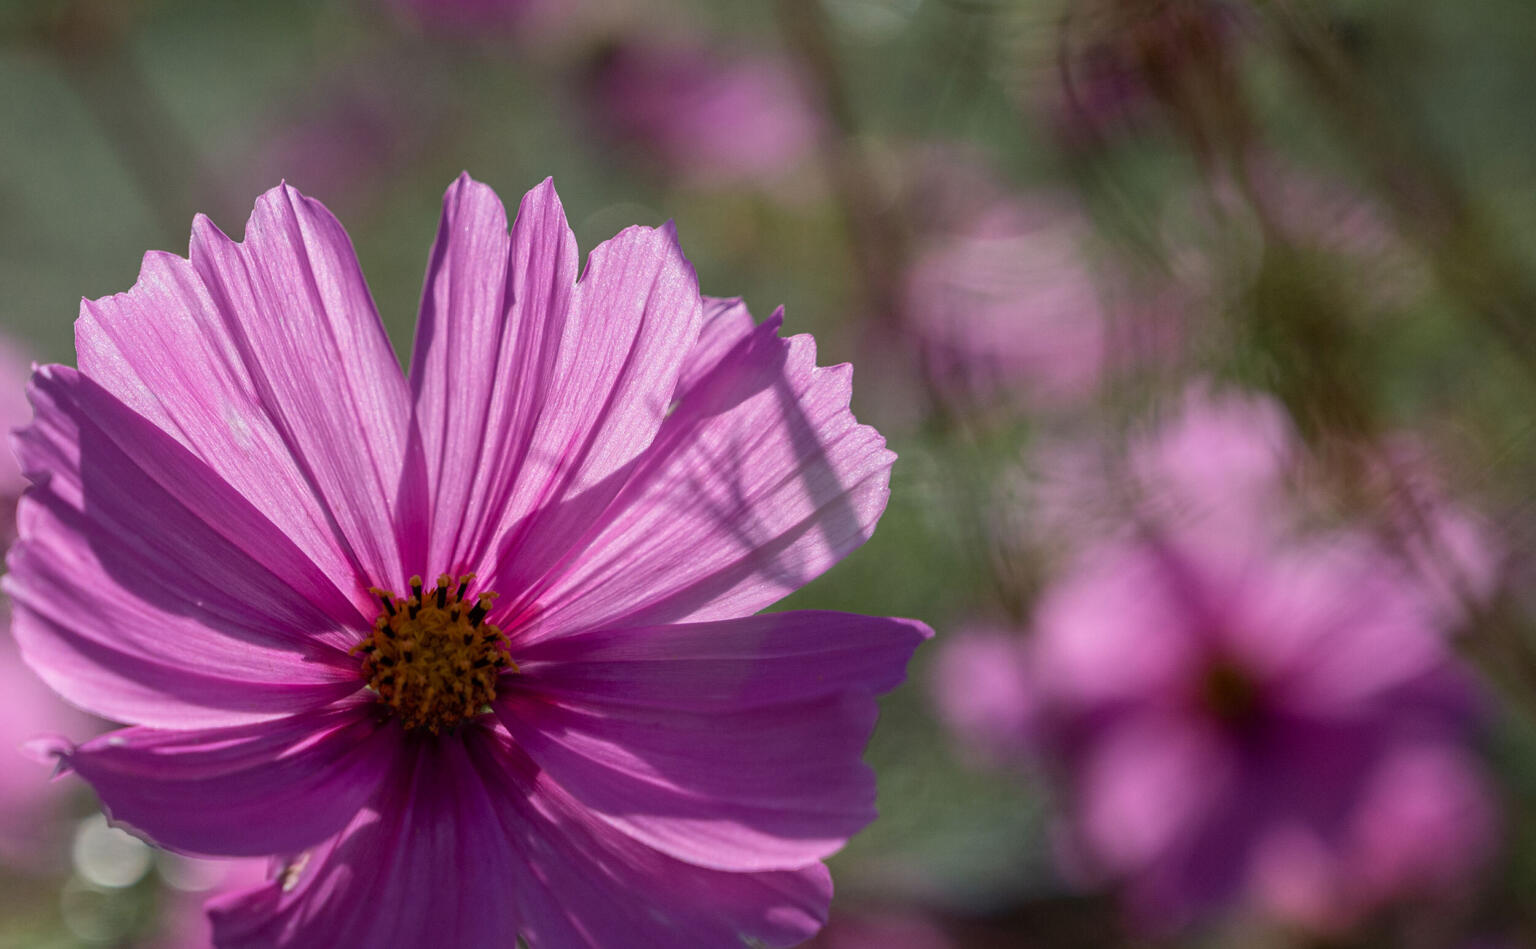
top-left (1029, 522), bottom-right (1497, 932)
top-left (6, 174), bottom-right (929, 947)
top-left (934, 381), bottom-right (1501, 931)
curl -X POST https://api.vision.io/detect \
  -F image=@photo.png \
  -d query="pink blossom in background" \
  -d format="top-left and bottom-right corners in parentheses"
top-left (1026, 524), bottom-right (1497, 931)
top-left (585, 41), bottom-right (824, 191)
top-left (1027, 382), bottom-right (1295, 550)
top-left (7, 175), bottom-right (929, 946)
top-left (1029, 383), bottom-right (1502, 622)
top-left (929, 626), bottom-right (1036, 766)
top-left (904, 198), bottom-right (1105, 410)
top-left (0, 337), bottom-right (32, 546)
top-left (904, 195), bottom-right (1183, 413)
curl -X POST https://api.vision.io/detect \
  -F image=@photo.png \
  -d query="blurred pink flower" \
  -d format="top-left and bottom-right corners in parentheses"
top-left (1028, 524), bottom-right (1497, 931)
top-left (0, 337), bottom-right (32, 546)
top-left (585, 41), bottom-right (824, 191)
top-left (904, 199), bottom-right (1107, 410)
top-left (1029, 383), bottom-right (1294, 549)
top-left (1030, 382), bottom-right (1501, 622)
top-left (7, 175), bottom-right (929, 946)
top-left (929, 626), bottom-right (1036, 765)
top-left (904, 195), bottom-right (1179, 413)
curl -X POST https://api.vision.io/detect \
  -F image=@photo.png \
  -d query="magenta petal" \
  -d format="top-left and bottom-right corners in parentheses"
top-left (60, 704), bottom-right (399, 858)
top-left (672, 296), bottom-right (759, 396)
top-left (6, 368), bottom-right (364, 728)
top-left (499, 611), bottom-right (929, 871)
top-left (403, 175), bottom-right (578, 576)
top-left (405, 175), bottom-right (703, 590)
top-left (213, 732), bottom-right (828, 948)
top-left (472, 732), bottom-right (832, 947)
top-left (514, 304), bottom-right (894, 637)
top-left (515, 610), bottom-right (930, 710)
top-left (209, 739), bottom-right (519, 948)
top-left (76, 183), bottom-right (411, 599)
top-left (468, 193), bottom-right (705, 599)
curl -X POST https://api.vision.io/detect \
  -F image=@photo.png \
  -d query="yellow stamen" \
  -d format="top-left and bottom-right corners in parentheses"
top-left (352, 573), bottom-right (515, 733)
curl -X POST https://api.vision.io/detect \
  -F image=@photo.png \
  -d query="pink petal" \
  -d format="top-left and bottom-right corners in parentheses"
top-left (208, 739), bottom-right (519, 948)
top-left (474, 731), bottom-right (832, 947)
top-left (76, 183), bottom-right (412, 601)
top-left (404, 176), bottom-right (704, 594)
top-left (1077, 713), bottom-right (1235, 874)
top-left (515, 610), bottom-right (929, 709)
top-left (498, 611), bottom-right (928, 871)
top-left (401, 175), bottom-right (577, 576)
top-left (213, 731), bottom-right (828, 947)
top-left (509, 302), bottom-right (894, 637)
top-left (57, 703), bottom-right (399, 858)
top-left (6, 368), bottom-right (365, 728)
top-left (672, 296), bottom-right (759, 395)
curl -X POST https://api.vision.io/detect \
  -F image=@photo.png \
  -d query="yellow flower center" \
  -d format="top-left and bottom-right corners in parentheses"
top-left (353, 574), bottom-right (514, 733)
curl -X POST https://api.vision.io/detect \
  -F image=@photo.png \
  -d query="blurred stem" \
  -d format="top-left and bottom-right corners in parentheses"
top-left (773, 1), bottom-right (909, 333)
top-left (1261, 0), bottom-right (1536, 379)
top-left (42, 2), bottom-right (210, 240)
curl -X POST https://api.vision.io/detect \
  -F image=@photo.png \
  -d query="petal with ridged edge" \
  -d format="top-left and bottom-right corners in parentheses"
top-left (7, 367), bottom-right (365, 729)
top-left (404, 175), bottom-right (703, 593)
top-left (76, 182), bottom-right (411, 602)
top-left (54, 703), bottom-right (400, 858)
top-left (502, 302), bottom-right (893, 639)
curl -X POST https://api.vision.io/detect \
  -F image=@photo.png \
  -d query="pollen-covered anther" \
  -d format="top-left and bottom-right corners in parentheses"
top-left (353, 573), bottom-right (514, 733)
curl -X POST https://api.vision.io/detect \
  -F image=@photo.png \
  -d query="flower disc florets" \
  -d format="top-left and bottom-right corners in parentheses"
top-left (353, 574), bottom-right (513, 733)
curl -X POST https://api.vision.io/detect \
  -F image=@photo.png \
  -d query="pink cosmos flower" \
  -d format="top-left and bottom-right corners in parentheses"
top-left (1028, 524), bottom-right (1497, 931)
top-left (585, 41), bottom-right (824, 191)
top-left (6, 175), bottom-right (929, 946)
